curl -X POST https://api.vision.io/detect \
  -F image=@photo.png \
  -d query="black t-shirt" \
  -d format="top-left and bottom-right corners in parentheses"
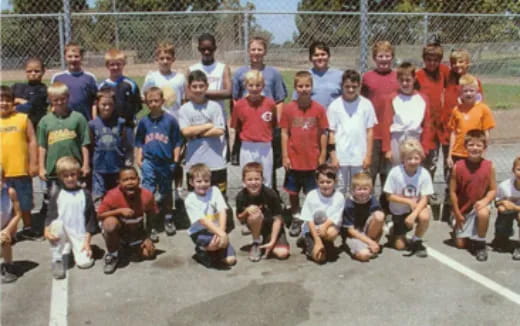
top-left (235, 186), bottom-right (282, 224)
top-left (343, 196), bottom-right (382, 230)
top-left (12, 82), bottom-right (48, 128)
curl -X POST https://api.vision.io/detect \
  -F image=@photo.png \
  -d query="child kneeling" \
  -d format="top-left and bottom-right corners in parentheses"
top-left (44, 157), bottom-right (97, 279)
top-left (297, 164), bottom-right (345, 264)
top-left (186, 164), bottom-right (236, 268)
top-left (1, 168), bottom-right (22, 283)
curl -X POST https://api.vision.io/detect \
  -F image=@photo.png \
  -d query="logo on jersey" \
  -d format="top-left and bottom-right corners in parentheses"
top-left (261, 111), bottom-right (273, 122)
top-left (145, 132), bottom-right (169, 144)
top-left (48, 129), bottom-right (77, 145)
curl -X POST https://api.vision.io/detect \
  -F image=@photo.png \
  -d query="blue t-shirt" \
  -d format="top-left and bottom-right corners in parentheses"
top-left (342, 196), bottom-right (382, 230)
top-left (98, 76), bottom-right (142, 125)
top-left (232, 66), bottom-right (287, 102)
top-left (51, 70), bottom-right (97, 121)
top-left (135, 113), bottom-right (181, 164)
top-left (89, 116), bottom-right (127, 173)
top-left (291, 68), bottom-right (343, 109)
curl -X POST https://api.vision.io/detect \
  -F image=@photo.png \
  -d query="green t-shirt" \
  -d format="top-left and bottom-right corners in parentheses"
top-left (37, 111), bottom-right (90, 177)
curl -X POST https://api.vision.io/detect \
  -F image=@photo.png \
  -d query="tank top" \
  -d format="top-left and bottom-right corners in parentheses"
top-left (454, 159), bottom-right (492, 214)
top-left (1, 184), bottom-right (13, 228)
top-left (189, 62), bottom-right (226, 118)
top-left (0, 112), bottom-right (29, 177)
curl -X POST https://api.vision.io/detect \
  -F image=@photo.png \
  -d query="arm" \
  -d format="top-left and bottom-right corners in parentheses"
top-left (275, 102), bottom-right (283, 124)
top-left (363, 127), bottom-right (373, 170)
top-left (328, 131), bottom-right (339, 168)
top-left (404, 195), bottom-right (428, 226)
top-left (318, 130), bottom-right (327, 165)
top-left (449, 167), bottom-right (464, 226)
top-left (281, 128), bottom-right (291, 169)
top-left (200, 127), bottom-right (225, 138)
top-left (205, 65), bottom-right (232, 100)
top-left (447, 131), bottom-right (456, 168)
top-left (474, 164), bottom-right (497, 211)
top-left (81, 146), bottom-right (90, 177)
top-left (386, 193), bottom-right (417, 210)
top-left (180, 123), bottom-right (214, 138)
top-left (38, 146), bottom-right (47, 181)
top-left (134, 147), bottom-right (143, 168)
top-left (259, 216), bottom-right (283, 257)
top-left (26, 120), bottom-right (39, 176)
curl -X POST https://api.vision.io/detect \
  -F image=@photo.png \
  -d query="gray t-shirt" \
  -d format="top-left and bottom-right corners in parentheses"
top-left (178, 100), bottom-right (226, 170)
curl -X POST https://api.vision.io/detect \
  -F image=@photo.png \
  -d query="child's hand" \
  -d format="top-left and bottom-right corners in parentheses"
top-left (408, 199), bottom-right (418, 210)
top-left (282, 156), bottom-right (291, 170)
top-left (81, 165), bottom-right (90, 177)
top-left (81, 242), bottom-right (92, 258)
top-left (312, 240), bottom-right (325, 261)
top-left (29, 163), bottom-right (39, 177)
top-left (498, 200), bottom-right (516, 211)
top-left (119, 208), bottom-right (135, 218)
top-left (0, 231), bottom-right (11, 245)
top-left (362, 155), bottom-right (371, 170)
top-left (260, 240), bottom-right (275, 258)
top-left (447, 156), bottom-right (454, 169)
top-left (454, 213), bottom-right (465, 229)
top-left (474, 200), bottom-right (487, 211)
top-left (206, 235), bottom-right (220, 251)
top-left (330, 157), bottom-right (339, 169)
top-left (404, 214), bottom-right (416, 229)
top-left (44, 228), bottom-right (59, 243)
top-left (385, 151), bottom-right (393, 161)
top-left (39, 168), bottom-right (47, 181)
top-left (218, 233), bottom-right (229, 249)
top-left (368, 240), bottom-right (380, 254)
top-left (246, 205), bottom-right (260, 216)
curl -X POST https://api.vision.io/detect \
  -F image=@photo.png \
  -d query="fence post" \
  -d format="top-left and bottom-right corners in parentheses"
top-left (423, 14), bottom-right (429, 44)
top-left (59, 15), bottom-right (65, 69)
top-left (62, 0), bottom-right (71, 43)
top-left (359, 0), bottom-right (369, 73)
top-left (112, 0), bottom-right (120, 48)
top-left (243, 11), bottom-right (249, 66)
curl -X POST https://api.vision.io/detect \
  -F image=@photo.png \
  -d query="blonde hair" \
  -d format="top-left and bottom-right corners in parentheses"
top-left (189, 163), bottom-right (211, 181)
top-left (155, 42), bottom-right (175, 58)
top-left (459, 74), bottom-right (478, 88)
top-left (450, 49), bottom-right (470, 64)
top-left (47, 82), bottom-right (69, 97)
top-left (104, 48), bottom-right (126, 64)
top-left (244, 70), bottom-right (264, 86)
top-left (351, 172), bottom-right (373, 190)
top-left (400, 138), bottom-right (425, 161)
top-left (513, 156), bottom-right (520, 170)
top-left (56, 156), bottom-right (80, 176)
top-left (372, 40), bottom-right (394, 58)
top-left (294, 71), bottom-right (312, 88)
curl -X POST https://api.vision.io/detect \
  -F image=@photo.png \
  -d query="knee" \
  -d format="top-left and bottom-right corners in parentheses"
top-left (394, 237), bottom-right (407, 250)
top-left (102, 217), bottom-right (120, 233)
top-left (454, 238), bottom-right (467, 249)
top-left (272, 247), bottom-right (290, 260)
top-left (418, 209), bottom-right (431, 224)
top-left (477, 207), bottom-right (490, 220)
top-left (246, 211), bottom-right (263, 227)
top-left (224, 256), bottom-right (237, 266)
top-left (312, 252), bottom-right (326, 264)
top-left (372, 211), bottom-right (385, 224)
top-left (354, 250), bottom-right (372, 262)
top-left (323, 227), bottom-right (339, 242)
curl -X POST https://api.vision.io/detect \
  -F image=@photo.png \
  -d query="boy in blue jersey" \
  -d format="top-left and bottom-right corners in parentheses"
top-left (50, 43), bottom-right (97, 121)
top-left (135, 87), bottom-right (181, 241)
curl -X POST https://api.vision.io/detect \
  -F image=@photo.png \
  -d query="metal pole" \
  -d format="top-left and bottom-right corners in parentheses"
top-left (243, 12), bottom-right (249, 66)
top-left (359, 0), bottom-right (369, 73)
top-left (59, 15), bottom-right (65, 69)
top-left (112, 0), bottom-right (120, 48)
top-left (63, 0), bottom-right (71, 43)
top-left (423, 14), bottom-right (429, 44)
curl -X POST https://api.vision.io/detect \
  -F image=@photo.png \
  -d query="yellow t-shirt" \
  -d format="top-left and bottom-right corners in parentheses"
top-left (0, 112), bottom-right (29, 177)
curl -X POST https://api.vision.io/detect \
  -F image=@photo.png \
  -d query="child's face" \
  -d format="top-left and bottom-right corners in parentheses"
top-left (0, 96), bottom-right (15, 118)
top-left (460, 84), bottom-right (478, 104)
top-left (198, 39), bottom-right (216, 65)
top-left (25, 61), bottom-right (45, 83)
top-left (513, 164), bottom-right (520, 181)
top-left (65, 48), bottom-right (82, 72)
top-left (342, 79), bottom-right (360, 101)
top-left (49, 94), bottom-right (69, 112)
top-left (243, 171), bottom-right (263, 196)
top-left (106, 59), bottom-right (125, 78)
top-left (311, 48), bottom-right (329, 70)
top-left (398, 73), bottom-right (415, 95)
top-left (465, 139), bottom-right (485, 161)
top-left (156, 52), bottom-right (175, 73)
top-left (60, 170), bottom-right (79, 189)
top-left (145, 92), bottom-right (164, 113)
top-left (451, 58), bottom-right (469, 75)
top-left (246, 80), bottom-right (264, 98)
top-left (317, 173), bottom-right (335, 197)
top-left (295, 78), bottom-right (312, 99)
top-left (374, 51), bottom-right (393, 72)
top-left (403, 152), bottom-right (422, 173)
top-left (248, 41), bottom-right (266, 65)
top-left (423, 55), bottom-right (441, 73)
top-left (190, 175), bottom-right (211, 196)
top-left (189, 80), bottom-right (208, 101)
top-left (98, 96), bottom-right (115, 120)
top-left (352, 184), bottom-right (371, 202)
top-left (119, 169), bottom-right (140, 197)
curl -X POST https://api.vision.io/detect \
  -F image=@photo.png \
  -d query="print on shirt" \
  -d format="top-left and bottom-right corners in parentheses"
top-left (48, 129), bottom-right (77, 145)
top-left (261, 111), bottom-right (273, 122)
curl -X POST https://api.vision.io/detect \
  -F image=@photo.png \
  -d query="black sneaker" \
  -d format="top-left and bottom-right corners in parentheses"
top-left (164, 217), bottom-right (176, 236)
top-left (193, 247), bottom-right (212, 268)
top-left (289, 219), bottom-right (303, 237)
top-left (52, 260), bottom-right (65, 280)
top-left (150, 228), bottom-right (159, 243)
top-left (1, 263), bottom-right (18, 283)
top-left (513, 247), bottom-right (520, 261)
top-left (103, 253), bottom-right (119, 274)
top-left (475, 241), bottom-right (488, 262)
top-left (411, 240), bottom-right (428, 258)
top-left (17, 227), bottom-right (42, 241)
top-left (248, 243), bottom-right (262, 262)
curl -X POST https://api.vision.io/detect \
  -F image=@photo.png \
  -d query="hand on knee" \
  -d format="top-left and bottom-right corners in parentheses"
top-left (354, 250), bottom-right (372, 262)
top-left (102, 217), bottom-right (121, 233)
top-left (394, 237), bottom-right (407, 250)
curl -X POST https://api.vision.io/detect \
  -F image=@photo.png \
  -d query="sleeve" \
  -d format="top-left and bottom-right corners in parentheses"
top-left (365, 100), bottom-right (378, 128)
top-left (447, 110), bottom-right (458, 132)
top-left (342, 200), bottom-right (355, 228)
top-left (326, 106), bottom-right (337, 131)
top-left (383, 167), bottom-right (397, 194)
top-left (481, 104), bottom-right (496, 130)
top-left (97, 191), bottom-right (114, 216)
top-left (37, 118), bottom-right (48, 148)
top-left (178, 104), bottom-right (190, 129)
top-left (368, 196), bottom-right (383, 214)
top-left (211, 102), bottom-right (225, 129)
top-left (213, 187), bottom-right (228, 213)
top-left (232, 70), bottom-right (243, 100)
top-left (381, 97), bottom-right (394, 153)
top-left (185, 195), bottom-right (202, 224)
top-left (45, 188), bottom-right (60, 226)
top-left (272, 69), bottom-right (287, 103)
top-left (329, 193), bottom-right (346, 225)
top-left (268, 189), bottom-right (283, 217)
top-left (141, 72), bottom-right (155, 94)
top-left (134, 120), bottom-right (145, 148)
top-left (235, 190), bottom-right (246, 214)
top-left (83, 190), bottom-right (99, 234)
top-left (300, 191), bottom-right (314, 222)
top-left (420, 168), bottom-right (435, 196)
top-left (279, 104), bottom-right (289, 129)
top-left (78, 115), bottom-right (90, 146)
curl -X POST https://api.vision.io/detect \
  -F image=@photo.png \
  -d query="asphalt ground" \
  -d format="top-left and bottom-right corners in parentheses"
top-left (1, 143), bottom-right (520, 326)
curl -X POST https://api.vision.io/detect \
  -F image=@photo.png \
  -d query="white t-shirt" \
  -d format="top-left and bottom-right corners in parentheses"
top-left (390, 92), bottom-right (426, 136)
top-left (300, 189), bottom-right (345, 227)
top-left (142, 71), bottom-right (186, 119)
top-left (497, 178), bottom-right (520, 206)
top-left (327, 96), bottom-right (377, 166)
top-left (185, 186), bottom-right (227, 235)
top-left (57, 189), bottom-right (87, 237)
top-left (383, 165), bottom-right (434, 215)
top-left (189, 62), bottom-right (226, 118)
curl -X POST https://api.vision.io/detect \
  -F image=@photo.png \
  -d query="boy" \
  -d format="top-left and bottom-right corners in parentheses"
top-left (0, 86), bottom-right (38, 238)
top-left (281, 71), bottom-right (328, 237)
top-left (38, 82), bottom-right (90, 189)
top-left (342, 172), bottom-right (385, 262)
top-left (97, 167), bottom-right (158, 274)
top-left (384, 138), bottom-right (433, 257)
top-left (328, 70), bottom-right (377, 194)
top-left (447, 74), bottom-right (495, 168)
top-left (236, 162), bottom-right (290, 262)
top-left (386, 62), bottom-right (433, 165)
top-left (231, 70), bottom-right (277, 188)
top-left (297, 164), bottom-right (345, 264)
top-left (142, 42), bottom-right (186, 119)
top-left (450, 130), bottom-right (496, 261)
top-left (135, 87), bottom-right (181, 239)
top-left (185, 163), bottom-right (236, 268)
top-left (0, 166), bottom-right (22, 283)
top-left (89, 89), bottom-right (130, 204)
top-left (492, 157), bottom-right (520, 260)
top-left (51, 43), bottom-right (97, 121)
top-left (44, 157), bottom-right (97, 279)
top-left (12, 57), bottom-right (48, 128)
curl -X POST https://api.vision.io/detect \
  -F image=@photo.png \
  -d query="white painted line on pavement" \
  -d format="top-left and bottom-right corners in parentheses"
top-left (427, 245), bottom-right (520, 306)
top-left (49, 276), bottom-right (68, 326)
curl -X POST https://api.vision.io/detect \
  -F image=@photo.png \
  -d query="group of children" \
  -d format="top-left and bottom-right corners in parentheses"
top-left (1, 33), bottom-right (519, 283)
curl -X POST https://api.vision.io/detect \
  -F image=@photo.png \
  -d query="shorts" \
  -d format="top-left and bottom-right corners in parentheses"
top-left (338, 165), bottom-right (363, 195)
top-left (190, 230), bottom-right (236, 259)
top-left (141, 159), bottom-right (174, 201)
top-left (494, 211), bottom-right (520, 238)
top-left (283, 169), bottom-right (317, 195)
top-left (392, 213), bottom-right (413, 236)
top-left (187, 168), bottom-right (227, 196)
top-left (5, 176), bottom-right (33, 212)
top-left (118, 219), bottom-right (148, 247)
top-left (240, 141), bottom-right (273, 188)
top-left (92, 172), bottom-right (119, 201)
top-left (455, 209), bottom-right (477, 239)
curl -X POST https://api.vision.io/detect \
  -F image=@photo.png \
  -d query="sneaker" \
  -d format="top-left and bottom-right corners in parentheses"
top-left (289, 218), bottom-right (303, 237)
top-left (475, 242), bottom-right (488, 262)
top-left (296, 236), bottom-right (306, 249)
top-left (150, 228), bottom-right (159, 243)
top-left (193, 247), bottom-right (212, 268)
top-left (103, 253), bottom-right (119, 274)
top-left (411, 240), bottom-right (428, 258)
top-left (248, 243), bottom-right (262, 262)
top-left (17, 227), bottom-right (42, 241)
top-left (512, 247), bottom-right (520, 261)
top-left (52, 260), bottom-right (65, 279)
top-left (164, 217), bottom-right (176, 236)
top-left (241, 224), bottom-right (251, 236)
top-left (1, 263), bottom-right (18, 283)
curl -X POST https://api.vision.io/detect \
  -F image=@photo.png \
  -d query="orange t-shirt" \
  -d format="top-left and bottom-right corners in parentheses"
top-left (447, 102), bottom-right (495, 157)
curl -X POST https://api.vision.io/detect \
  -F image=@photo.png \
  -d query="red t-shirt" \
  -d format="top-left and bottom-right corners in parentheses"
top-left (97, 186), bottom-right (158, 219)
top-left (361, 69), bottom-right (399, 141)
top-left (454, 159), bottom-right (492, 214)
top-left (231, 96), bottom-right (276, 143)
top-left (279, 100), bottom-right (329, 170)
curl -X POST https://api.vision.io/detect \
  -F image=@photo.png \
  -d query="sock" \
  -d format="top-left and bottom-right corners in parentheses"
top-left (475, 236), bottom-right (486, 242)
top-left (109, 251), bottom-right (118, 258)
top-left (412, 235), bottom-right (421, 242)
top-left (252, 237), bottom-right (262, 245)
top-left (165, 214), bottom-right (173, 221)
